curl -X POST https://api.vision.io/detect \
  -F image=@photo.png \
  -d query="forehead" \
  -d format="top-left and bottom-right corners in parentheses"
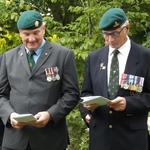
top-left (103, 27), bottom-right (122, 33)
top-left (19, 27), bottom-right (41, 34)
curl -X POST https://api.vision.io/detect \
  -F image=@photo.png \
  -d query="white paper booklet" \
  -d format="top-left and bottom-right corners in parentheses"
top-left (13, 114), bottom-right (36, 123)
top-left (81, 96), bottom-right (110, 106)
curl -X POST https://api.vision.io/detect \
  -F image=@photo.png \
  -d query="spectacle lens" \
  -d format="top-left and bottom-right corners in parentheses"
top-left (102, 27), bottom-right (125, 38)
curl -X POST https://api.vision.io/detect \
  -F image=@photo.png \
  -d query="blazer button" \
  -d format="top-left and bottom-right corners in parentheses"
top-left (109, 110), bottom-right (112, 114)
top-left (109, 124), bottom-right (112, 128)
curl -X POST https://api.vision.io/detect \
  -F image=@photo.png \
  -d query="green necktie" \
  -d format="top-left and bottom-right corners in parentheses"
top-left (108, 50), bottom-right (119, 99)
top-left (27, 51), bottom-right (35, 70)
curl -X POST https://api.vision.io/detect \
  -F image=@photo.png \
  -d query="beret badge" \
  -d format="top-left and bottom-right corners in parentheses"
top-left (113, 21), bottom-right (119, 28)
top-left (35, 20), bottom-right (39, 27)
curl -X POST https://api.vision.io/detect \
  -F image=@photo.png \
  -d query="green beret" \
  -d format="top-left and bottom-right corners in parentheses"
top-left (17, 10), bottom-right (43, 30)
top-left (99, 8), bottom-right (127, 30)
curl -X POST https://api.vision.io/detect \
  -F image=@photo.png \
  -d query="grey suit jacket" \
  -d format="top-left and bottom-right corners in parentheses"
top-left (0, 55), bottom-right (4, 149)
top-left (0, 41), bottom-right (79, 150)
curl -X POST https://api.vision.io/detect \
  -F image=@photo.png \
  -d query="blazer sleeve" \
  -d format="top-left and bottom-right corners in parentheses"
top-left (0, 54), bottom-right (15, 125)
top-left (80, 55), bottom-right (93, 121)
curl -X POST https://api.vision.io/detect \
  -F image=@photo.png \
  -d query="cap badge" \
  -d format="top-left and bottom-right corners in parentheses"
top-left (35, 20), bottom-right (39, 27)
top-left (113, 21), bottom-right (119, 27)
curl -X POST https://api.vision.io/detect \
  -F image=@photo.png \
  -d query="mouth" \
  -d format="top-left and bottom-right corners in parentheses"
top-left (28, 42), bottom-right (36, 45)
top-left (27, 42), bottom-right (38, 47)
top-left (26, 43), bottom-right (38, 50)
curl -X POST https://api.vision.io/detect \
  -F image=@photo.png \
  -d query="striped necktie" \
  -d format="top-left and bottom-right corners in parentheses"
top-left (108, 49), bottom-right (119, 99)
top-left (27, 51), bottom-right (35, 70)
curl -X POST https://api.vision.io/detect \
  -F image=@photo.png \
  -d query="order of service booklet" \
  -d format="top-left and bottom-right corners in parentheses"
top-left (13, 114), bottom-right (36, 123)
top-left (81, 96), bottom-right (110, 106)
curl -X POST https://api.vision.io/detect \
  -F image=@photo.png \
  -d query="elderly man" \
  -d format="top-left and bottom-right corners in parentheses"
top-left (80, 8), bottom-right (150, 150)
top-left (0, 10), bottom-right (79, 150)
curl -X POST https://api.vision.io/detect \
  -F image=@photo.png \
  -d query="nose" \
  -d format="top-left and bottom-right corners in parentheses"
top-left (107, 35), bottom-right (115, 43)
top-left (28, 36), bottom-right (36, 42)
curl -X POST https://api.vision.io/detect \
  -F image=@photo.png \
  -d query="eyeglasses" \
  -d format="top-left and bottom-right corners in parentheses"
top-left (102, 27), bottom-right (125, 38)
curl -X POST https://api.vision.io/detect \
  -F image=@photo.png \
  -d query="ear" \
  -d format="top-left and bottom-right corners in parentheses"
top-left (124, 25), bottom-right (129, 34)
top-left (19, 30), bottom-right (23, 37)
top-left (126, 23), bottom-right (130, 31)
top-left (41, 23), bottom-right (46, 34)
top-left (42, 22), bottom-right (46, 29)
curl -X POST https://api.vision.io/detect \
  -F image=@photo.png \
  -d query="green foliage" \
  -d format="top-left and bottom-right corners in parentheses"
top-left (0, 0), bottom-right (150, 149)
top-left (67, 106), bottom-right (89, 150)
top-left (0, 29), bottom-right (20, 54)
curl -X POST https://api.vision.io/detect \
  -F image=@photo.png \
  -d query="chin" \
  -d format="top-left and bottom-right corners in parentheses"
top-left (26, 48), bottom-right (35, 51)
top-left (26, 44), bottom-right (39, 49)
top-left (110, 45), bottom-right (116, 48)
top-left (110, 44), bottom-right (119, 49)
top-left (27, 46), bottom-right (38, 50)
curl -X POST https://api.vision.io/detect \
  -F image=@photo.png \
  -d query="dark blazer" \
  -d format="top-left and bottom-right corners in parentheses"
top-left (0, 41), bottom-right (79, 150)
top-left (148, 133), bottom-right (150, 150)
top-left (0, 55), bottom-right (4, 149)
top-left (80, 41), bottom-right (150, 150)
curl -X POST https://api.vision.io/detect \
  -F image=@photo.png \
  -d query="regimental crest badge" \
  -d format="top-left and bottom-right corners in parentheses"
top-left (113, 21), bottom-right (119, 28)
top-left (35, 20), bottom-right (39, 27)
top-left (100, 62), bottom-right (106, 71)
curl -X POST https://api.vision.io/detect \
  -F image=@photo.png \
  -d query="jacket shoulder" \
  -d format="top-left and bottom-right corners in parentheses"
top-left (131, 41), bottom-right (150, 56)
top-left (89, 46), bottom-right (108, 58)
top-left (4, 45), bottom-right (22, 56)
top-left (47, 41), bottom-right (71, 53)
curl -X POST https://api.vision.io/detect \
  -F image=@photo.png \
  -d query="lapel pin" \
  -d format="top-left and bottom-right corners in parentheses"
top-left (100, 62), bottom-right (106, 70)
top-left (20, 52), bottom-right (23, 56)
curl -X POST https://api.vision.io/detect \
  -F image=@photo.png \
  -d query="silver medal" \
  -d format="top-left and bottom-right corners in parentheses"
top-left (47, 76), bottom-right (52, 82)
top-left (56, 74), bottom-right (60, 80)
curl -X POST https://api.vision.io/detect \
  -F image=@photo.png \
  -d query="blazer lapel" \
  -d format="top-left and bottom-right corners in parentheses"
top-left (31, 42), bottom-right (53, 75)
top-left (98, 47), bottom-right (109, 97)
top-left (124, 42), bottom-right (139, 74)
top-left (19, 45), bottom-right (31, 75)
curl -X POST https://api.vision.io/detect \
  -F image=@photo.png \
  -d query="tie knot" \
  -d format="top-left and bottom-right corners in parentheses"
top-left (28, 51), bottom-right (35, 56)
top-left (113, 49), bottom-right (119, 56)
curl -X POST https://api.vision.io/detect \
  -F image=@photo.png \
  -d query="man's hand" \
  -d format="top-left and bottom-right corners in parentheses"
top-left (10, 112), bottom-right (26, 129)
top-left (108, 96), bottom-right (126, 111)
top-left (83, 103), bottom-right (99, 112)
top-left (10, 111), bottom-right (51, 129)
top-left (85, 114), bottom-right (91, 124)
top-left (30, 111), bottom-right (51, 128)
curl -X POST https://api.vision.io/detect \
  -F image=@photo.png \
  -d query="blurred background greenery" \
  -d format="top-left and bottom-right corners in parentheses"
top-left (0, 0), bottom-right (150, 149)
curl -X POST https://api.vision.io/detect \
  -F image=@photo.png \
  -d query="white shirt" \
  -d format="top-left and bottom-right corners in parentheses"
top-left (107, 36), bottom-right (131, 85)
